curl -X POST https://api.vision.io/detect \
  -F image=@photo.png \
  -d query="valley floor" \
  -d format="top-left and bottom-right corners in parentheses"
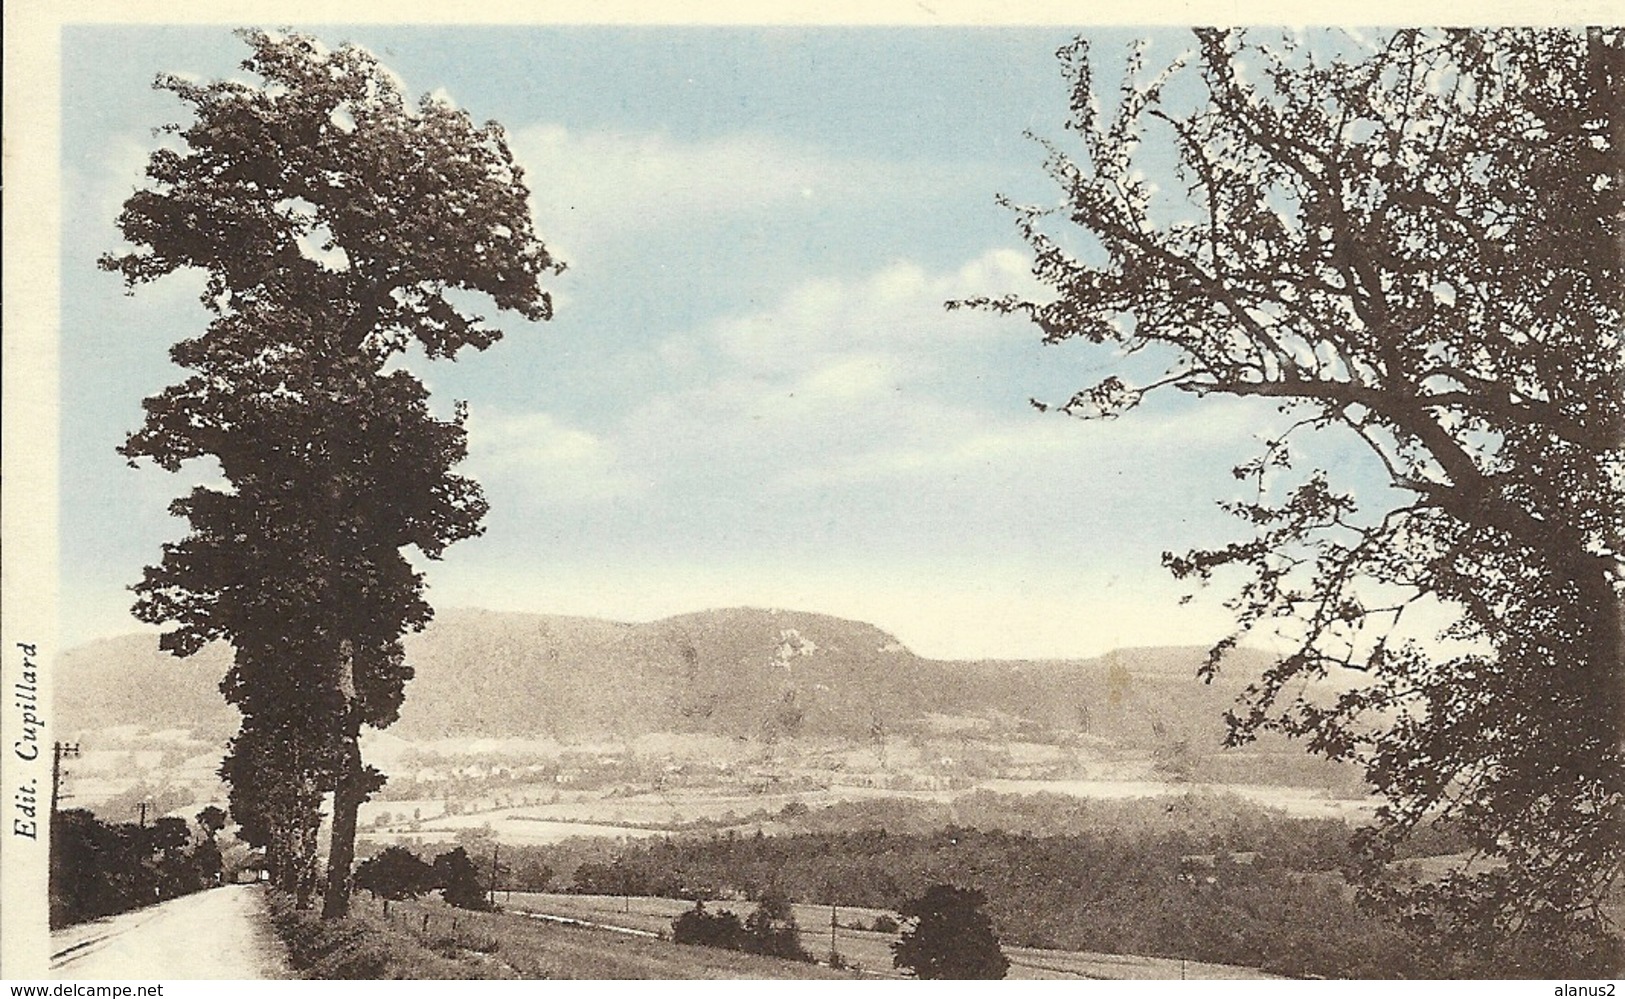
top-left (362, 774), bottom-right (1375, 850)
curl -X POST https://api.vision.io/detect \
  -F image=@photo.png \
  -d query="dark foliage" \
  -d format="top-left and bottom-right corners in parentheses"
top-left (355, 846), bottom-right (438, 901)
top-left (433, 847), bottom-right (492, 911)
top-left (49, 808), bottom-right (220, 928)
top-left (892, 884), bottom-right (1009, 980)
top-left (546, 820), bottom-right (1448, 977)
top-left (671, 900), bottom-right (747, 950)
top-left (508, 857), bottom-right (555, 892)
top-left (743, 893), bottom-right (815, 962)
top-left (669, 895), bottom-right (814, 963)
top-left (264, 891), bottom-right (492, 979)
top-left (195, 805), bottom-right (228, 840)
top-left (104, 27), bottom-right (558, 919)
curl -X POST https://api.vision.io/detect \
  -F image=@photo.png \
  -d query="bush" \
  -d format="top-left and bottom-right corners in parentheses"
top-left (355, 847), bottom-right (436, 901)
top-left (779, 802), bottom-right (811, 820)
top-left (268, 894), bottom-right (397, 978)
top-left (49, 809), bottom-right (222, 928)
top-left (744, 893), bottom-right (814, 962)
top-left (892, 884), bottom-right (1009, 980)
top-left (432, 847), bottom-right (492, 911)
top-left (670, 895), bottom-right (814, 963)
top-left (672, 900), bottom-right (747, 949)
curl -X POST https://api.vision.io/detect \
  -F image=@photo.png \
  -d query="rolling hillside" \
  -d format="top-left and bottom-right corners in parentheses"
top-left (57, 606), bottom-right (1278, 750)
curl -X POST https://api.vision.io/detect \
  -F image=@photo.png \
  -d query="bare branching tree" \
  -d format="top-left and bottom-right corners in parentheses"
top-left (969, 27), bottom-right (1622, 968)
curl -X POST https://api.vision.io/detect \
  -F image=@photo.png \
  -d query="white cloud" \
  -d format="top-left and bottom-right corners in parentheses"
top-left (464, 409), bottom-right (640, 503)
top-left (411, 248), bottom-right (1293, 649)
top-left (796, 354), bottom-right (898, 403)
top-left (617, 248), bottom-right (1267, 495)
top-left (703, 251), bottom-right (1038, 377)
top-left (774, 418), bottom-right (1082, 490)
top-left (508, 124), bottom-right (911, 252)
top-left (447, 251), bottom-right (1073, 519)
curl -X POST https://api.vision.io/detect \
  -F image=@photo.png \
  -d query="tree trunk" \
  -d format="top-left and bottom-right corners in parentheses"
top-left (321, 737), bottom-right (363, 918)
top-left (280, 822), bottom-right (313, 907)
top-left (1574, 561), bottom-right (1625, 760)
top-left (321, 709), bottom-right (365, 919)
top-left (1594, 566), bottom-right (1625, 757)
top-left (265, 832), bottom-right (285, 895)
top-left (322, 642), bottom-right (364, 920)
top-left (299, 809), bottom-right (323, 907)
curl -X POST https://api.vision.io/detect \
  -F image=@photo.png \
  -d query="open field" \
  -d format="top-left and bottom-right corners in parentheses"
top-left (354, 894), bottom-right (855, 979)
top-left (377, 816), bottom-right (673, 847)
top-left (357, 771), bottom-right (1375, 851)
top-left (500, 892), bottom-right (1277, 979)
top-left (362, 782), bottom-right (948, 845)
top-left (979, 778), bottom-right (1376, 822)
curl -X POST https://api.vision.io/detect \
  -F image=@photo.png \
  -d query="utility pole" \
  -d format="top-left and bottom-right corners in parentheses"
top-left (50, 741), bottom-right (81, 817)
top-left (489, 843), bottom-right (500, 908)
top-left (829, 900), bottom-right (837, 958)
top-left (136, 802), bottom-right (149, 827)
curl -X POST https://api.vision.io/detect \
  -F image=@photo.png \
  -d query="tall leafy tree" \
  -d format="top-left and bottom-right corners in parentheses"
top-left (354, 845), bottom-right (437, 901)
top-left (217, 712), bottom-right (336, 906)
top-left (743, 892), bottom-right (814, 962)
top-left (892, 884), bottom-right (1010, 979)
top-left (432, 846), bottom-right (492, 911)
top-left (105, 28), bottom-right (561, 918)
top-left (972, 27), bottom-right (1622, 966)
top-left (195, 805), bottom-right (228, 841)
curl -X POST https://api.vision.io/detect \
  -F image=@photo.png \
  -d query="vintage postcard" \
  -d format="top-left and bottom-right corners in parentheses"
top-left (5, 0), bottom-right (1621, 986)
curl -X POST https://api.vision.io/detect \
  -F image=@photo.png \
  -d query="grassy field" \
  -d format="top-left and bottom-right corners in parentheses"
top-left (976, 778), bottom-right (1375, 821)
top-left (500, 892), bottom-right (1277, 980)
top-left (361, 772), bottom-right (1375, 851)
top-left (354, 894), bottom-right (856, 979)
top-left (368, 783), bottom-right (949, 828)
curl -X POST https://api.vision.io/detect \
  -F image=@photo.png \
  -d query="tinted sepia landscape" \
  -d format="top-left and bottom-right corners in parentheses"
top-left (57, 610), bottom-right (1385, 979)
top-left (29, 17), bottom-right (1623, 984)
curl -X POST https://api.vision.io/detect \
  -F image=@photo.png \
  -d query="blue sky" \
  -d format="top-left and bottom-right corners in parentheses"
top-left (59, 24), bottom-right (1324, 659)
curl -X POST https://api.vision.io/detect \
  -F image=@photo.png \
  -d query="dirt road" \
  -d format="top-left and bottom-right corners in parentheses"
top-left (50, 885), bottom-right (290, 980)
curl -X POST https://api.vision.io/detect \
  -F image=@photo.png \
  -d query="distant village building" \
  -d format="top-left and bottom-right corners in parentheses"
top-left (1177, 852), bottom-right (1260, 884)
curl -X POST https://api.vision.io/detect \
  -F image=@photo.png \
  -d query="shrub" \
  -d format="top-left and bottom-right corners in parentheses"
top-left (670, 895), bottom-right (814, 963)
top-left (892, 884), bottom-right (1009, 980)
top-left (432, 847), bottom-right (492, 911)
top-left (744, 893), bottom-right (814, 962)
top-left (355, 846), bottom-right (436, 901)
top-left (672, 900), bottom-right (746, 950)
